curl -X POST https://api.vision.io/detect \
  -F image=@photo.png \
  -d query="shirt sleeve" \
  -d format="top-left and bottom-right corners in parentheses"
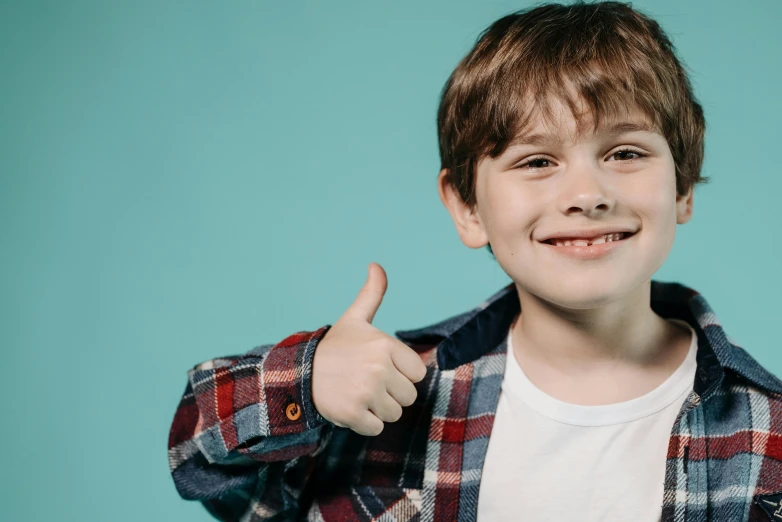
top-left (167, 325), bottom-right (335, 520)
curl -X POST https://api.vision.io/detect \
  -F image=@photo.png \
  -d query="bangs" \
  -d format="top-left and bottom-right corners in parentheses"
top-left (493, 79), bottom-right (662, 156)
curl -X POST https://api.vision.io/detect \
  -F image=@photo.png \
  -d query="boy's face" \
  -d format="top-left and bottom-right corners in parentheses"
top-left (438, 98), bottom-right (693, 308)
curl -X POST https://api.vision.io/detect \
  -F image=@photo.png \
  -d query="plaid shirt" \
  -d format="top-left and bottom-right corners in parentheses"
top-left (168, 280), bottom-right (782, 521)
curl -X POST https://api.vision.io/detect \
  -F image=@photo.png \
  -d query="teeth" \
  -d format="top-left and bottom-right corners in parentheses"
top-left (552, 232), bottom-right (625, 247)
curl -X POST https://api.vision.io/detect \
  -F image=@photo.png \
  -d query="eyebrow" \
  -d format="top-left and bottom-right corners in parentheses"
top-left (508, 121), bottom-right (656, 148)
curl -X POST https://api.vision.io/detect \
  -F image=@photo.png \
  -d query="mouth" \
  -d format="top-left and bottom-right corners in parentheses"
top-left (540, 231), bottom-right (637, 247)
top-left (538, 230), bottom-right (638, 260)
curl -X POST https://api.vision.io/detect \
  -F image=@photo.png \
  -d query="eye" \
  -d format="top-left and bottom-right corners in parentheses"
top-left (513, 148), bottom-right (647, 170)
top-left (515, 157), bottom-right (552, 170)
top-left (608, 148), bottom-right (646, 161)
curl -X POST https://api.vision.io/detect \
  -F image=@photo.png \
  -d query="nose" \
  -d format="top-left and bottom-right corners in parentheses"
top-left (558, 160), bottom-right (614, 217)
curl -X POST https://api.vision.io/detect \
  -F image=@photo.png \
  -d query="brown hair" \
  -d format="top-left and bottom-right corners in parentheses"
top-left (436, 1), bottom-right (710, 257)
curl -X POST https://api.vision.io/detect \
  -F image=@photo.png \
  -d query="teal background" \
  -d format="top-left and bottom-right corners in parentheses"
top-left (2, 0), bottom-right (780, 520)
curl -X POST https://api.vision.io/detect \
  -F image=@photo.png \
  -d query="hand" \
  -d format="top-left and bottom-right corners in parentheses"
top-left (312, 262), bottom-right (428, 436)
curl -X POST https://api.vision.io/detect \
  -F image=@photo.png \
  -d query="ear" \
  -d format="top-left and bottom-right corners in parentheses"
top-left (437, 168), bottom-right (490, 249)
top-left (676, 186), bottom-right (694, 225)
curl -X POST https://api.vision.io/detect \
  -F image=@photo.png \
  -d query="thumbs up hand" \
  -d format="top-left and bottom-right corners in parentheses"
top-left (312, 262), bottom-right (428, 436)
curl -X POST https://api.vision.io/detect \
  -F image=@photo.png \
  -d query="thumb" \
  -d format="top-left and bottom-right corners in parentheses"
top-left (344, 262), bottom-right (388, 324)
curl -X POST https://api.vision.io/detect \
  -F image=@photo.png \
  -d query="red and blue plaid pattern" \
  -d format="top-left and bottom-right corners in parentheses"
top-left (168, 280), bottom-right (782, 521)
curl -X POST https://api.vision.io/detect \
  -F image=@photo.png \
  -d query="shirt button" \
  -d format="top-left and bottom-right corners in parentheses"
top-left (286, 402), bottom-right (301, 421)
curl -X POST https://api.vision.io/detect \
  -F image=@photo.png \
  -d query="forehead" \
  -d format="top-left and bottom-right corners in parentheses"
top-left (510, 117), bottom-right (658, 148)
top-left (509, 93), bottom-right (660, 146)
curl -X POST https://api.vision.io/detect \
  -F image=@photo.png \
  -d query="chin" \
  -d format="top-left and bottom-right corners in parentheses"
top-left (521, 273), bottom-right (640, 310)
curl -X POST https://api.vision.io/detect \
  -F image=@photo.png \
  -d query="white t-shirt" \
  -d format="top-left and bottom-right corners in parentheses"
top-left (476, 318), bottom-right (697, 522)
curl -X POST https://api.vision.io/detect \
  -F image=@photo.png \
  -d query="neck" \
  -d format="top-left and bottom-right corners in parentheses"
top-left (512, 279), bottom-right (670, 368)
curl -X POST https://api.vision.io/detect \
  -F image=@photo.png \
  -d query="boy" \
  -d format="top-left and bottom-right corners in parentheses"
top-left (168, 2), bottom-right (782, 521)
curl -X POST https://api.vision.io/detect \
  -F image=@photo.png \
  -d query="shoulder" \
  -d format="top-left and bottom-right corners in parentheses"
top-left (705, 344), bottom-right (782, 436)
top-left (395, 308), bottom-right (474, 344)
top-left (722, 341), bottom-right (782, 398)
top-left (393, 306), bottom-right (475, 363)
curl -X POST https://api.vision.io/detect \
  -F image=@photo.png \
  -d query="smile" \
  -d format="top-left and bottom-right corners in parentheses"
top-left (539, 231), bottom-right (637, 260)
top-left (544, 232), bottom-right (631, 247)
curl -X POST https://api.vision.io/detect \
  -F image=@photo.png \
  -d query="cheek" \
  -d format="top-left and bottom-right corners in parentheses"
top-left (624, 167), bottom-right (678, 219)
top-left (627, 179), bottom-right (679, 255)
top-left (647, 185), bottom-right (680, 225)
top-left (482, 184), bottom-right (538, 235)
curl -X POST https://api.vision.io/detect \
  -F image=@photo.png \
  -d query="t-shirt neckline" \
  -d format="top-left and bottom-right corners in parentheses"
top-left (504, 318), bottom-right (698, 427)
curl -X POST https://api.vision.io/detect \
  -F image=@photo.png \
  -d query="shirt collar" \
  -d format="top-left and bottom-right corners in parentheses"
top-left (394, 280), bottom-right (782, 398)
